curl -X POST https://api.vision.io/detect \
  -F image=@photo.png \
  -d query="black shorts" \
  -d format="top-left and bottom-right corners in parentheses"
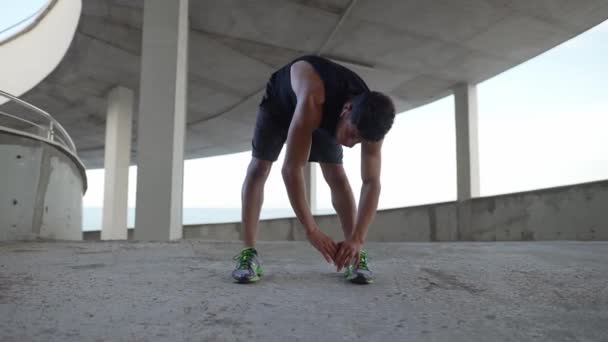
top-left (251, 106), bottom-right (343, 163)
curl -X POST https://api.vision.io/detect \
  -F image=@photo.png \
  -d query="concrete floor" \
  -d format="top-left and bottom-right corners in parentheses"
top-left (1, 241), bottom-right (607, 342)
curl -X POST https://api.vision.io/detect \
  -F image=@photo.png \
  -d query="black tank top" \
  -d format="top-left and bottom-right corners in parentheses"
top-left (260, 55), bottom-right (370, 136)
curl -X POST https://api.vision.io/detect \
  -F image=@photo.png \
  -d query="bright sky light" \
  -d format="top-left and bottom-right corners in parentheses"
top-left (0, 0), bottom-right (49, 42)
top-left (478, 20), bottom-right (608, 195)
top-left (82, 20), bottom-right (608, 218)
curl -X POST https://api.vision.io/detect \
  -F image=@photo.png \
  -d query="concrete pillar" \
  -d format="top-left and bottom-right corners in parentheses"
top-left (454, 83), bottom-right (480, 200)
top-left (454, 83), bottom-right (480, 240)
top-left (101, 86), bottom-right (133, 240)
top-left (304, 163), bottom-right (317, 214)
top-left (134, 0), bottom-right (189, 241)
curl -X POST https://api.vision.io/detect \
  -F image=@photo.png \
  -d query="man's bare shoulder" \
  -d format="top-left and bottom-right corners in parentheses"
top-left (290, 60), bottom-right (324, 101)
top-left (290, 60), bottom-right (315, 76)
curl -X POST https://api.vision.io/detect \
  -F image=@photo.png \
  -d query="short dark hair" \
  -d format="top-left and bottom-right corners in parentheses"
top-left (349, 91), bottom-right (396, 141)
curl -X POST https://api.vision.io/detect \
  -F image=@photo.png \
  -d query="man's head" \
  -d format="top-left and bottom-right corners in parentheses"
top-left (336, 91), bottom-right (396, 147)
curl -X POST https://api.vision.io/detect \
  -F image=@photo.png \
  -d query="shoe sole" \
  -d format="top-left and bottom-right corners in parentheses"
top-left (348, 274), bottom-right (374, 285)
top-left (234, 275), bottom-right (260, 284)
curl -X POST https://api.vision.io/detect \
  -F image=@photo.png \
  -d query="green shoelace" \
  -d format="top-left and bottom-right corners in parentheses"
top-left (358, 251), bottom-right (369, 270)
top-left (233, 248), bottom-right (256, 269)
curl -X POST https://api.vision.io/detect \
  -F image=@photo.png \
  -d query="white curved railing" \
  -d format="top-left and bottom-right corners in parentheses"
top-left (0, 90), bottom-right (77, 153)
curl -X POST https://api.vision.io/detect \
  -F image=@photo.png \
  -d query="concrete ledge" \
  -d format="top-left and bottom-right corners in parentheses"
top-left (467, 180), bottom-right (608, 241)
top-left (83, 179), bottom-right (608, 242)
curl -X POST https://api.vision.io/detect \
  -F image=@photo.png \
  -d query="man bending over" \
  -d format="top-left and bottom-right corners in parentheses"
top-left (232, 55), bottom-right (396, 284)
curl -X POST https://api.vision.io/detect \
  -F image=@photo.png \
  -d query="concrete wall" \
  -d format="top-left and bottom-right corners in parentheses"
top-left (0, 129), bottom-right (87, 240)
top-left (178, 180), bottom-right (608, 242)
top-left (82, 179), bottom-right (608, 242)
top-left (465, 182), bottom-right (608, 241)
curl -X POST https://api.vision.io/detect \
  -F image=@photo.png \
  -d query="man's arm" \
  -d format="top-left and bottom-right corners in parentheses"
top-left (351, 140), bottom-right (382, 243)
top-left (335, 140), bottom-right (382, 270)
top-left (282, 61), bottom-right (337, 263)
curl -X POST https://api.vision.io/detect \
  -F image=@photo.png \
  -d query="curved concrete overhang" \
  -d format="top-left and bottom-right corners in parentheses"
top-left (0, 126), bottom-right (87, 193)
top-left (1, 0), bottom-right (608, 168)
top-left (0, 0), bottom-right (82, 104)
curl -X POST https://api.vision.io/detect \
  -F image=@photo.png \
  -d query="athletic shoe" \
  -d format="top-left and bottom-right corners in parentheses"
top-left (344, 250), bottom-right (374, 284)
top-left (232, 247), bottom-right (263, 283)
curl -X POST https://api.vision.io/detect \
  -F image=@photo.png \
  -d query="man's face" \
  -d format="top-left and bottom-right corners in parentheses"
top-left (336, 102), bottom-right (362, 148)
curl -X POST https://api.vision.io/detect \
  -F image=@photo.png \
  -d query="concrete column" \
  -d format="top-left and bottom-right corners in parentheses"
top-left (134, 0), bottom-right (189, 241)
top-left (101, 86), bottom-right (133, 240)
top-left (454, 83), bottom-right (480, 200)
top-left (304, 163), bottom-right (317, 214)
top-left (454, 83), bottom-right (480, 240)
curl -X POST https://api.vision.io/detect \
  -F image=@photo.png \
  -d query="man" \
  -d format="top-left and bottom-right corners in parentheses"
top-left (232, 55), bottom-right (396, 284)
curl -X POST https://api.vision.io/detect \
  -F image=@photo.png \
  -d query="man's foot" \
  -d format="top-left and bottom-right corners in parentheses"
top-left (344, 250), bottom-right (374, 284)
top-left (232, 247), bottom-right (264, 284)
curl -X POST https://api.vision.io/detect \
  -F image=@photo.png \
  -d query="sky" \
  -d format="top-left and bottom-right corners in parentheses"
top-left (0, 0), bottom-right (49, 41)
top-left (1, 4), bottom-right (606, 221)
top-left (477, 21), bottom-right (608, 195)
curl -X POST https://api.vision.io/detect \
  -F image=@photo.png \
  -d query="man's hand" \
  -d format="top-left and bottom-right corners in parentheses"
top-left (306, 229), bottom-right (338, 264)
top-left (334, 238), bottom-right (363, 272)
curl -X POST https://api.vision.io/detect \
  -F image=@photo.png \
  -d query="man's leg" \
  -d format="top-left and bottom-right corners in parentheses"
top-left (233, 157), bottom-right (272, 283)
top-left (242, 158), bottom-right (273, 247)
top-left (319, 163), bottom-right (356, 239)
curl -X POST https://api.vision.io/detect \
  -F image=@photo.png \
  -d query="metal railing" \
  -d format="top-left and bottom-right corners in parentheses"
top-left (0, 90), bottom-right (77, 153)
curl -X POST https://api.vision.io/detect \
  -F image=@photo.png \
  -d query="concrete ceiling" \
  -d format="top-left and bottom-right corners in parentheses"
top-left (2, 0), bottom-right (608, 168)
